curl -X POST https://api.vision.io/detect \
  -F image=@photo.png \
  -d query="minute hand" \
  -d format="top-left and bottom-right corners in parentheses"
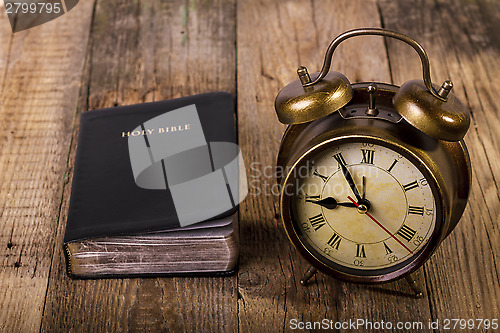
top-left (340, 162), bottom-right (362, 202)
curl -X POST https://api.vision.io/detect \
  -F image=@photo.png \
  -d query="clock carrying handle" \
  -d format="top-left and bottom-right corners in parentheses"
top-left (304, 28), bottom-right (446, 101)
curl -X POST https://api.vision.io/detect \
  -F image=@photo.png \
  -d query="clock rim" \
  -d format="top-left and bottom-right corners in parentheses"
top-left (279, 135), bottom-right (445, 284)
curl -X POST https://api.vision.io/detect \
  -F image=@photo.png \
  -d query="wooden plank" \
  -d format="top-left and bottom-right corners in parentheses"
top-left (0, 5), bottom-right (14, 91)
top-left (236, 0), bottom-right (434, 331)
top-left (0, 0), bottom-right (494, 331)
top-left (0, 2), bottom-right (95, 332)
top-left (40, 0), bottom-right (238, 331)
top-left (379, 0), bottom-right (499, 322)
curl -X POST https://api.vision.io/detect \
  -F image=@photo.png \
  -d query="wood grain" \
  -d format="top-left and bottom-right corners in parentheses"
top-left (379, 0), bottom-right (500, 322)
top-left (40, 0), bottom-right (238, 332)
top-left (0, 5), bottom-right (13, 92)
top-left (0, 0), bottom-right (497, 332)
top-left (0, 2), bottom-right (95, 332)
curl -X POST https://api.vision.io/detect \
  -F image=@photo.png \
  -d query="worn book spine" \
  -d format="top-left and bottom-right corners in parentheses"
top-left (63, 244), bottom-right (73, 276)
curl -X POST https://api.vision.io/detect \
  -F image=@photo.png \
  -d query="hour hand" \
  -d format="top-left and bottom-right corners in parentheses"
top-left (362, 176), bottom-right (366, 200)
top-left (340, 162), bottom-right (362, 202)
top-left (310, 197), bottom-right (357, 209)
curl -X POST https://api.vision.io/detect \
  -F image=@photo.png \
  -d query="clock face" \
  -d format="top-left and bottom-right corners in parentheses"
top-left (289, 139), bottom-right (439, 277)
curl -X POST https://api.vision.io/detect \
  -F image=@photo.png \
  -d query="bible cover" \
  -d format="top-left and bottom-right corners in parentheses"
top-left (64, 91), bottom-right (238, 244)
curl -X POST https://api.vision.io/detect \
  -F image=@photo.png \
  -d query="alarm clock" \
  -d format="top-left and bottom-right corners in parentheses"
top-left (275, 28), bottom-right (471, 296)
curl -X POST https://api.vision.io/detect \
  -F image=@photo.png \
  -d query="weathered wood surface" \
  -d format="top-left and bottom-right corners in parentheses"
top-left (40, 1), bottom-right (238, 332)
top-left (0, 2), bottom-right (95, 332)
top-left (0, 0), bottom-right (497, 332)
top-left (379, 0), bottom-right (500, 322)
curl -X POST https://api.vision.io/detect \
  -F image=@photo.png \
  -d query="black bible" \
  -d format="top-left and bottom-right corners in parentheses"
top-left (63, 92), bottom-right (240, 278)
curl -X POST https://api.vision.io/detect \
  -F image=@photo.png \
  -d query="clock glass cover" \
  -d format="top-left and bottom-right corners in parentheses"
top-left (289, 139), bottom-right (440, 277)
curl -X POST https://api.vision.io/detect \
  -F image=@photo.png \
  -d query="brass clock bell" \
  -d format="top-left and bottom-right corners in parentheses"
top-left (275, 28), bottom-right (471, 297)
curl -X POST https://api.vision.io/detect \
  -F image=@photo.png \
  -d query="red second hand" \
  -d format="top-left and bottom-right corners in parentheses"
top-left (347, 196), bottom-right (413, 254)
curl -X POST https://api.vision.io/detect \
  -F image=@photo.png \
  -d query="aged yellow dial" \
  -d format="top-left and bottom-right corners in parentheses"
top-left (291, 141), bottom-right (436, 273)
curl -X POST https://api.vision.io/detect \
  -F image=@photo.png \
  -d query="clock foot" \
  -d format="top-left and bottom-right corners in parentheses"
top-left (405, 273), bottom-right (424, 298)
top-left (300, 266), bottom-right (318, 286)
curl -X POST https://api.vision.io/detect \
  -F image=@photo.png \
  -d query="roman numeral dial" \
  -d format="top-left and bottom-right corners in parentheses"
top-left (305, 195), bottom-right (320, 203)
top-left (361, 149), bottom-right (374, 164)
top-left (333, 153), bottom-right (346, 168)
top-left (313, 169), bottom-right (328, 182)
top-left (403, 181), bottom-right (419, 192)
top-left (397, 224), bottom-right (417, 242)
top-left (356, 244), bottom-right (367, 258)
top-left (327, 233), bottom-right (342, 250)
top-left (408, 206), bottom-right (424, 215)
top-left (384, 242), bottom-right (393, 254)
top-left (387, 159), bottom-right (398, 173)
top-left (291, 141), bottom-right (437, 272)
top-left (308, 214), bottom-right (326, 231)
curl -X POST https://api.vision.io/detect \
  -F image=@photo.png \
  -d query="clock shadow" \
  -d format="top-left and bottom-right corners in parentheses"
top-left (364, 284), bottom-right (422, 299)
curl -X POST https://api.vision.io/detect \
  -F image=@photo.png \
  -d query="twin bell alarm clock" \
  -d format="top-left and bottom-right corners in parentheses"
top-left (274, 28), bottom-right (471, 297)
